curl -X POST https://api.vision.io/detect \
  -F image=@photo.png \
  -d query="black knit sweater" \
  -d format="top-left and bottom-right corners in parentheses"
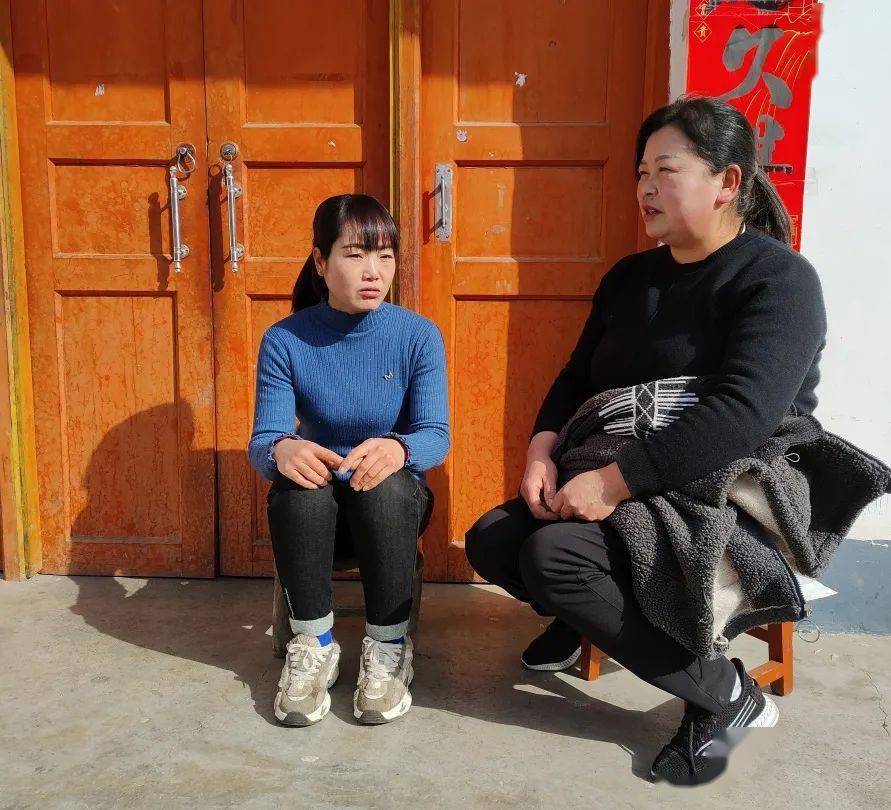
top-left (532, 227), bottom-right (827, 497)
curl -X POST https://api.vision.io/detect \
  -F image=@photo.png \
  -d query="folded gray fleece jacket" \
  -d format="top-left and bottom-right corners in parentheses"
top-left (552, 376), bottom-right (891, 659)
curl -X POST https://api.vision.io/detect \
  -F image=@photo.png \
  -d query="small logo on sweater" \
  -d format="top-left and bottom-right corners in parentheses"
top-left (383, 371), bottom-right (393, 381)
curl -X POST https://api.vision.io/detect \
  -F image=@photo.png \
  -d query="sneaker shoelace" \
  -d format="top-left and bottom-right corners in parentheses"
top-left (284, 642), bottom-right (327, 692)
top-left (669, 705), bottom-right (714, 779)
top-left (361, 638), bottom-right (403, 683)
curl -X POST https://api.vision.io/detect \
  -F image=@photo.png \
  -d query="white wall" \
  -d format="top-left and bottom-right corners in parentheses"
top-left (800, 1), bottom-right (890, 538)
top-left (669, 0), bottom-right (689, 99)
top-left (669, 0), bottom-right (890, 538)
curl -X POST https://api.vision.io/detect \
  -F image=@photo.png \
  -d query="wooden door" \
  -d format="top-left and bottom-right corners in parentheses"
top-left (11, 0), bottom-right (216, 576)
top-left (419, 0), bottom-right (669, 580)
top-left (204, 0), bottom-right (391, 576)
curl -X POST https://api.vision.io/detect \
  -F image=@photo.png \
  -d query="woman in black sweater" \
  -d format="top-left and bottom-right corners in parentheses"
top-left (465, 97), bottom-right (827, 786)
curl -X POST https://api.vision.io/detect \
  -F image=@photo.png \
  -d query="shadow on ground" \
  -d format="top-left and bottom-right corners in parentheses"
top-left (69, 577), bottom-right (679, 781)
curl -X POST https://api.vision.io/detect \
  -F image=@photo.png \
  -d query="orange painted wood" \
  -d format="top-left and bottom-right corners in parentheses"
top-left (0, 0), bottom-right (41, 580)
top-left (419, 0), bottom-right (668, 581)
top-left (750, 620), bottom-right (794, 696)
top-left (747, 626), bottom-right (770, 643)
top-left (5, 1), bottom-right (671, 582)
top-left (204, 1), bottom-right (392, 576)
top-left (580, 638), bottom-right (606, 681)
top-left (394, 0), bottom-right (422, 312)
top-left (11, 0), bottom-right (216, 577)
top-left (638, 0), bottom-right (672, 251)
top-left (766, 619), bottom-right (794, 695)
top-left (580, 622), bottom-right (795, 696)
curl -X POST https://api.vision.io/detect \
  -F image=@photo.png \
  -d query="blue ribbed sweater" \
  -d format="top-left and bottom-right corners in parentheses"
top-left (248, 301), bottom-right (450, 481)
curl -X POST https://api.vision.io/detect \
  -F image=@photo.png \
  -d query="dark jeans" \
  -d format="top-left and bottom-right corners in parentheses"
top-left (465, 498), bottom-right (737, 713)
top-left (267, 467), bottom-right (431, 642)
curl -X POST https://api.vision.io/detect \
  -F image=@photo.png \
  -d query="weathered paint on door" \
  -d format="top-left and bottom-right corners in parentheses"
top-left (12, 0), bottom-right (390, 577)
top-left (419, 0), bottom-right (668, 580)
top-left (11, 0), bottom-right (216, 576)
top-left (9, 0), bottom-right (666, 581)
top-left (204, 0), bottom-right (391, 576)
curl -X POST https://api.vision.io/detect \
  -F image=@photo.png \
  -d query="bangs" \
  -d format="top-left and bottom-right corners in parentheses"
top-left (338, 197), bottom-right (399, 253)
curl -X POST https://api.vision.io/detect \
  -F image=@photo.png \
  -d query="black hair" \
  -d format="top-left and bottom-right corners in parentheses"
top-left (291, 194), bottom-right (399, 312)
top-left (635, 95), bottom-right (791, 245)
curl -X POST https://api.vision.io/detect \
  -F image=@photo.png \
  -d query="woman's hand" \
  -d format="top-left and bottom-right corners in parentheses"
top-left (338, 438), bottom-right (407, 491)
top-left (273, 438), bottom-right (344, 489)
top-left (520, 431), bottom-right (561, 520)
top-left (550, 463), bottom-right (632, 522)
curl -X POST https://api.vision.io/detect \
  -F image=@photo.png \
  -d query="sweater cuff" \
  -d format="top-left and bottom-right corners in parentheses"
top-left (382, 432), bottom-right (411, 467)
top-left (266, 433), bottom-right (301, 468)
top-left (615, 443), bottom-right (662, 498)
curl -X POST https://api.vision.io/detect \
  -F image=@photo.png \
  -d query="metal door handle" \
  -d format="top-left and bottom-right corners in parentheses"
top-left (168, 144), bottom-right (195, 273)
top-left (223, 163), bottom-right (245, 273)
top-left (434, 163), bottom-right (453, 242)
top-left (168, 166), bottom-right (189, 272)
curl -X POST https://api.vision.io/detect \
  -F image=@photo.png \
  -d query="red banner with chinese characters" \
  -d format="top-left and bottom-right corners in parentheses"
top-left (687, 1), bottom-right (823, 249)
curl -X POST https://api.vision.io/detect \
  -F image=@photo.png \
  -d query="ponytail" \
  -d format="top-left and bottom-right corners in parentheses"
top-left (291, 252), bottom-right (327, 313)
top-left (745, 168), bottom-right (792, 246)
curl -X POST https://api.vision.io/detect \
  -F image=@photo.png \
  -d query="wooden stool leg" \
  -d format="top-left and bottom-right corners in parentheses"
top-left (768, 620), bottom-right (794, 696)
top-left (272, 566), bottom-right (293, 658)
top-left (580, 638), bottom-right (606, 681)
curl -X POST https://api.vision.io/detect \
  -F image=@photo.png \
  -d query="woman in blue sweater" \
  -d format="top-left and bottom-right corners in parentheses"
top-left (248, 194), bottom-right (449, 727)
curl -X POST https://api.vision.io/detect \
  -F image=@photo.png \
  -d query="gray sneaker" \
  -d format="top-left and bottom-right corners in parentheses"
top-left (274, 633), bottom-right (340, 726)
top-left (353, 636), bottom-right (414, 724)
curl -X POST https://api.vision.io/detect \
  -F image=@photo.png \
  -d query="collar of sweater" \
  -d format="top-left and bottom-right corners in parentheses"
top-left (310, 300), bottom-right (392, 335)
top-left (660, 225), bottom-right (756, 275)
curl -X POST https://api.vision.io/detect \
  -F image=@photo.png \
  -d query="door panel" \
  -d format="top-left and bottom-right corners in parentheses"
top-left (420, 0), bottom-right (664, 580)
top-left (452, 299), bottom-right (592, 547)
top-left (205, 0), bottom-right (391, 576)
top-left (12, 0), bottom-right (216, 576)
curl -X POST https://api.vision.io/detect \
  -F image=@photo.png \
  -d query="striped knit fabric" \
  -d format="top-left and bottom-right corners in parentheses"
top-left (248, 301), bottom-right (450, 480)
top-left (599, 376), bottom-right (701, 439)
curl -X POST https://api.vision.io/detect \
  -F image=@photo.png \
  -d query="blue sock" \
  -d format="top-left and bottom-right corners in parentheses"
top-left (316, 630), bottom-right (333, 647)
top-left (386, 636), bottom-right (405, 645)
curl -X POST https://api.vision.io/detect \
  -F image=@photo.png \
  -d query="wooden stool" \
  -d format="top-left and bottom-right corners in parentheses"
top-left (579, 621), bottom-right (794, 696)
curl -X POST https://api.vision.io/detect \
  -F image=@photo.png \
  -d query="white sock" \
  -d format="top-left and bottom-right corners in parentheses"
top-left (729, 670), bottom-right (742, 702)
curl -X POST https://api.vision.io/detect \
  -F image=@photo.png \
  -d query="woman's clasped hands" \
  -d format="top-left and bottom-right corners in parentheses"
top-left (274, 437), bottom-right (406, 492)
top-left (520, 431), bottom-right (631, 522)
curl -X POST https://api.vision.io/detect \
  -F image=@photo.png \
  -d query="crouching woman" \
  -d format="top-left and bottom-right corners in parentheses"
top-left (248, 194), bottom-right (449, 726)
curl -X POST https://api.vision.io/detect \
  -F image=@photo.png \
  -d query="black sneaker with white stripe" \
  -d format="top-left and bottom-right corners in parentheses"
top-left (521, 618), bottom-right (582, 671)
top-left (650, 658), bottom-right (779, 786)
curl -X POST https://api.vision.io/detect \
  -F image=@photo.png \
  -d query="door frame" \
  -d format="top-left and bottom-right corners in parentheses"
top-left (0, 0), bottom-right (669, 580)
top-left (0, 0), bottom-right (40, 580)
top-left (392, 0), bottom-right (423, 312)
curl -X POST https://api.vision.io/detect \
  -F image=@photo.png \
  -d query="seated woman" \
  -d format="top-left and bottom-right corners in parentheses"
top-left (465, 97), bottom-right (827, 784)
top-left (248, 194), bottom-right (449, 727)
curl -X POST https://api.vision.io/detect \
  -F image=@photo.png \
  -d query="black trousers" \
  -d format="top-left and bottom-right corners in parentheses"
top-left (267, 468), bottom-right (431, 642)
top-left (465, 498), bottom-right (736, 713)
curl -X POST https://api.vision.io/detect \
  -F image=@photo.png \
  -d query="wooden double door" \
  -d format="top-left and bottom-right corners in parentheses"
top-left (11, 0), bottom-right (666, 580)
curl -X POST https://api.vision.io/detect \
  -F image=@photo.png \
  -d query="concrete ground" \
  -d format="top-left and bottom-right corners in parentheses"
top-left (0, 576), bottom-right (888, 809)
